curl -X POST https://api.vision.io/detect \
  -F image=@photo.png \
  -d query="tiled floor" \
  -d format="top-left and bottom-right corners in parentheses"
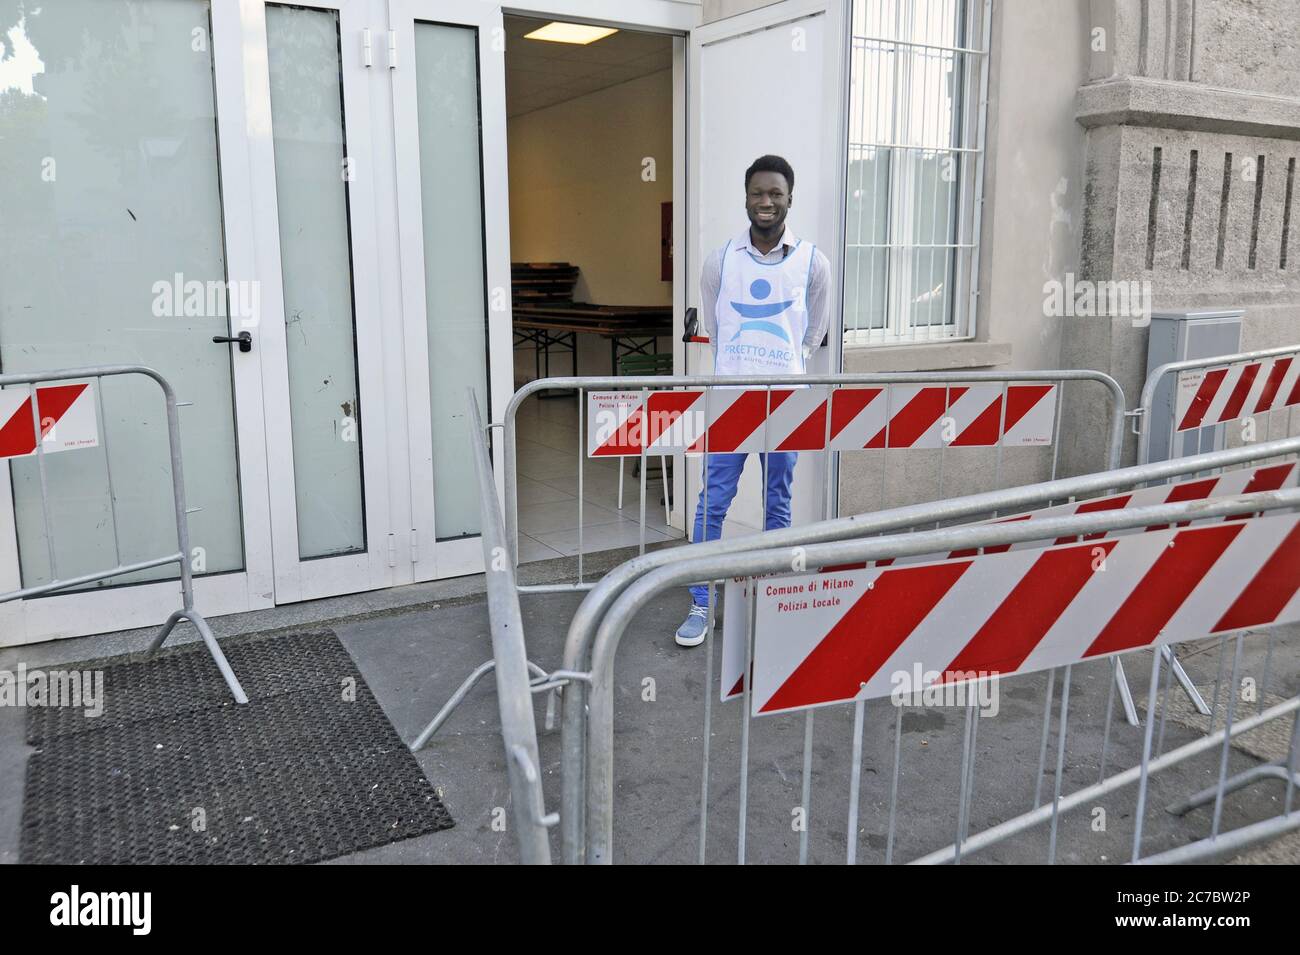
top-left (513, 393), bottom-right (684, 562)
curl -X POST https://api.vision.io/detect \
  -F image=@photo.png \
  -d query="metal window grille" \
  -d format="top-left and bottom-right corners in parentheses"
top-left (843, 0), bottom-right (991, 344)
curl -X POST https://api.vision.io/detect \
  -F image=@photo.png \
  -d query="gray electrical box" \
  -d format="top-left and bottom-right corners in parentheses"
top-left (1143, 309), bottom-right (1244, 463)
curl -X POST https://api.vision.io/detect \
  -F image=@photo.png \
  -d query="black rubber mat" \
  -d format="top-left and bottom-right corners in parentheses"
top-left (20, 630), bottom-right (454, 864)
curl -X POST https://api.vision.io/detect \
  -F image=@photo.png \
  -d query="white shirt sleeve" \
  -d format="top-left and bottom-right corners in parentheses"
top-left (699, 246), bottom-right (724, 343)
top-left (802, 247), bottom-right (832, 350)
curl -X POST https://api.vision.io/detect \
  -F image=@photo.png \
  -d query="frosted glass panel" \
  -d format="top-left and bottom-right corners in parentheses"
top-left (266, 5), bottom-right (366, 559)
top-left (0, 0), bottom-right (244, 589)
top-left (414, 22), bottom-right (488, 540)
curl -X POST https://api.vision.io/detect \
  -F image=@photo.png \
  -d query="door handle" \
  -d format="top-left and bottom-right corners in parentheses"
top-left (212, 331), bottom-right (253, 353)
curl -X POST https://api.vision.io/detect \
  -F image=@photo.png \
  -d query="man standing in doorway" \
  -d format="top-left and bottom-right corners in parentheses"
top-left (675, 154), bottom-right (831, 647)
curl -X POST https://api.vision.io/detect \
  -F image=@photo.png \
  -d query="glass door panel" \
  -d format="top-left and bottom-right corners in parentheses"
top-left (0, 0), bottom-right (276, 642)
top-left (265, 3), bottom-right (367, 560)
top-left (413, 21), bottom-right (489, 541)
top-left (390, 0), bottom-right (514, 579)
top-left (251, 0), bottom-right (393, 602)
top-left (0, 0), bottom-right (244, 588)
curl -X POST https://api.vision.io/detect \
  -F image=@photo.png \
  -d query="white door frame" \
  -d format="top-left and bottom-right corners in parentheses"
top-left (240, 0), bottom-right (397, 604)
top-left (494, 0), bottom-right (693, 536)
top-left (0, 0), bottom-right (279, 647)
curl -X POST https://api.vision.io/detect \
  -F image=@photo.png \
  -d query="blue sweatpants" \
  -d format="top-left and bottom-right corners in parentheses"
top-left (688, 452), bottom-right (798, 606)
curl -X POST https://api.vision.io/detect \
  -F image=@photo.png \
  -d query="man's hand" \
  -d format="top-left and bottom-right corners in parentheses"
top-left (802, 344), bottom-right (814, 362)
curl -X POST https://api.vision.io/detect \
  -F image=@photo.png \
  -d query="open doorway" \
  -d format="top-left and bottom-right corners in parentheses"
top-left (504, 15), bottom-right (682, 562)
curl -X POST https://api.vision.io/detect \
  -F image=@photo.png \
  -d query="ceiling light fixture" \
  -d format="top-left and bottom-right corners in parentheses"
top-left (523, 22), bottom-right (618, 45)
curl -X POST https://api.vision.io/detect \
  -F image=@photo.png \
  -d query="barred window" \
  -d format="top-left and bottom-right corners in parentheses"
top-left (844, 0), bottom-right (991, 343)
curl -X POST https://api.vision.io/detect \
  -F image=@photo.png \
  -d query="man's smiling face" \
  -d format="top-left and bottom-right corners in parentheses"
top-left (746, 170), bottom-right (791, 233)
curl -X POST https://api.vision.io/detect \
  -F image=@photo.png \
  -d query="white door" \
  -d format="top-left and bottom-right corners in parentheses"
top-left (0, 0), bottom-right (277, 645)
top-left (0, 0), bottom-right (524, 645)
top-left (681, 0), bottom-right (848, 534)
top-left (241, 0), bottom-right (397, 603)
top-left (388, 0), bottom-right (515, 580)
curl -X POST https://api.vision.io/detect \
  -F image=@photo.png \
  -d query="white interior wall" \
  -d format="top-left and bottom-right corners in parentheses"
top-left (508, 69), bottom-right (674, 380)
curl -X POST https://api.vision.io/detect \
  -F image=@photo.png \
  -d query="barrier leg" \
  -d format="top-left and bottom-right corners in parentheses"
top-left (186, 611), bottom-right (249, 704)
top-left (1260, 631), bottom-right (1275, 716)
top-left (1131, 649), bottom-right (1164, 862)
top-left (1287, 707), bottom-right (1299, 814)
top-left (962, 696), bottom-right (981, 845)
top-left (1047, 665), bottom-right (1073, 864)
top-left (412, 659), bottom-right (497, 751)
top-left (1100, 661), bottom-right (1117, 783)
top-left (1162, 650), bottom-right (1290, 821)
top-left (413, 659), bottom-right (553, 751)
top-left (1100, 658), bottom-right (1139, 783)
top-left (886, 703), bottom-right (903, 865)
top-left (149, 609), bottom-right (185, 652)
top-left (1209, 635), bottom-right (1229, 729)
top-left (1165, 762), bottom-right (1300, 817)
top-left (1033, 668), bottom-right (1056, 808)
top-left (150, 609), bottom-right (249, 705)
top-left (798, 710), bottom-right (814, 865)
top-left (1112, 657), bottom-right (1139, 725)
top-left (1156, 642), bottom-right (1173, 755)
top-left (151, 610), bottom-right (249, 705)
top-left (1164, 646), bottom-right (1211, 716)
top-left (737, 579), bottom-right (756, 864)
top-left (1210, 636), bottom-right (1246, 839)
top-left (845, 698), bottom-right (867, 865)
top-left (698, 580), bottom-right (716, 865)
top-left (954, 701), bottom-right (976, 864)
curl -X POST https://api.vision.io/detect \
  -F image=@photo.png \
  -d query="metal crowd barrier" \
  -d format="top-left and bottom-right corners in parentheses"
top-left (423, 368), bottom-right (1130, 750)
top-left (412, 390), bottom-right (559, 863)
top-left (0, 365), bottom-right (247, 703)
top-left (1134, 343), bottom-right (1300, 467)
top-left (566, 433), bottom-right (1300, 864)
top-left (1130, 345), bottom-right (1300, 733)
top-left (532, 368), bottom-right (1125, 863)
top-left (503, 370), bottom-right (1127, 590)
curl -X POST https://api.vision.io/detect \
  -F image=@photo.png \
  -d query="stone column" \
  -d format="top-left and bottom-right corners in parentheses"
top-left (1062, 0), bottom-right (1300, 474)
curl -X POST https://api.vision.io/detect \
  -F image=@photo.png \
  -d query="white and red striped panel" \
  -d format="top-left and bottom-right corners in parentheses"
top-left (1175, 354), bottom-right (1300, 432)
top-left (822, 459), bottom-right (1300, 571)
top-left (720, 459), bottom-right (1300, 700)
top-left (750, 511), bottom-right (1300, 715)
top-left (585, 384), bottom-right (1057, 457)
top-left (0, 382), bottom-right (98, 460)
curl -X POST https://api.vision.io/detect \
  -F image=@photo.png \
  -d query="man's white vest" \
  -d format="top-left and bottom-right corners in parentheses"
top-left (713, 238), bottom-right (815, 377)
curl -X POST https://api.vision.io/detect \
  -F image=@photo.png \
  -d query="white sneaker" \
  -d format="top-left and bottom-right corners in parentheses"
top-left (675, 604), bottom-right (711, 647)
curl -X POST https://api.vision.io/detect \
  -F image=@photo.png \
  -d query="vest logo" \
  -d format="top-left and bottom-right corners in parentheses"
top-left (729, 278), bottom-right (794, 343)
top-left (50, 886), bottom-right (151, 935)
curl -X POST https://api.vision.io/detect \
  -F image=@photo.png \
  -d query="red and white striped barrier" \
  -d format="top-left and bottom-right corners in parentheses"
top-left (586, 383), bottom-right (1057, 457)
top-left (850, 459), bottom-right (1300, 568)
top-left (749, 511), bottom-right (1300, 715)
top-left (717, 459), bottom-right (1299, 701)
top-left (0, 382), bottom-right (98, 460)
top-left (1176, 354), bottom-right (1300, 432)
